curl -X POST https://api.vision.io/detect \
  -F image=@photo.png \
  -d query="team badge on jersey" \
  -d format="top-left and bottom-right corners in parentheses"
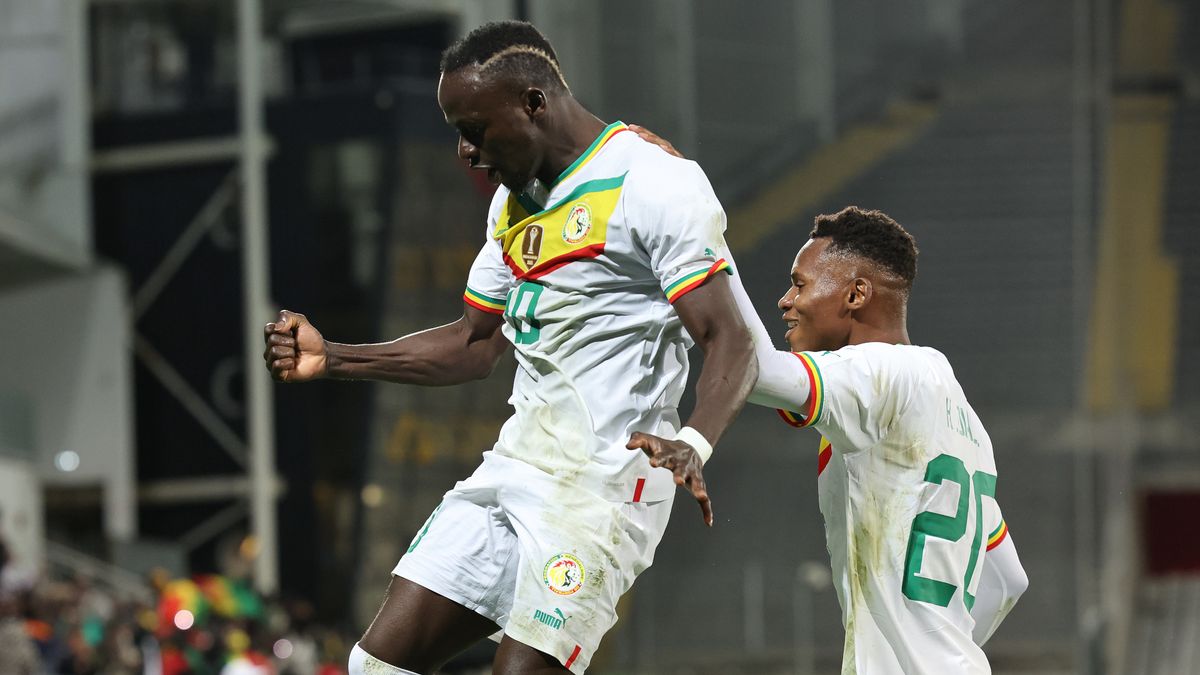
top-left (521, 224), bottom-right (544, 268)
top-left (543, 553), bottom-right (586, 595)
top-left (562, 203), bottom-right (592, 244)
top-left (493, 175), bottom-right (623, 280)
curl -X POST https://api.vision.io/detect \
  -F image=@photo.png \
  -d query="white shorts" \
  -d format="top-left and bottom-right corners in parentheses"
top-left (393, 451), bottom-right (673, 674)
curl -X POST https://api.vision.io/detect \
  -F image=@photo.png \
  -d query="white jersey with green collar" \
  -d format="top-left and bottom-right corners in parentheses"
top-left (462, 121), bottom-right (733, 504)
top-left (776, 344), bottom-right (998, 675)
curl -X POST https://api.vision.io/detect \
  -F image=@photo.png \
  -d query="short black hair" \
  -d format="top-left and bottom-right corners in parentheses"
top-left (440, 21), bottom-right (568, 92)
top-left (811, 206), bottom-right (918, 288)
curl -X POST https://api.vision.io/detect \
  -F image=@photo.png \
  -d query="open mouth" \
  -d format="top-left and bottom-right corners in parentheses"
top-left (472, 163), bottom-right (502, 186)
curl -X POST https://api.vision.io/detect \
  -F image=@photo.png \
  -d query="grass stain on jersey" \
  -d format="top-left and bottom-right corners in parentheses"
top-left (895, 435), bottom-right (925, 470)
top-left (841, 612), bottom-right (858, 675)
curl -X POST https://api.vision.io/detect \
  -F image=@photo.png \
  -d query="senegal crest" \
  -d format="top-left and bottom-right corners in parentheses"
top-left (543, 553), bottom-right (585, 596)
top-left (562, 203), bottom-right (593, 244)
top-left (492, 174), bottom-right (625, 280)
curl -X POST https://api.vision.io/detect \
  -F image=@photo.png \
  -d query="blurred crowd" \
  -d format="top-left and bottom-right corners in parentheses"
top-left (0, 539), bottom-right (352, 675)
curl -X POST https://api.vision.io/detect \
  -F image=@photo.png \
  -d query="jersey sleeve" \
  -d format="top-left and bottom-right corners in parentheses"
top-left (970, 502), bottom-right (1027, 645)
top-left (983, 496), bottom-right (1009, 553)
top-left (773, 346), bottom-right (920, 452)
top-left (726, 256), bottom-right (818, 414)
top-left (628, 160), bottom-right (733, 303)
top-left (463, 190), bottom-right (517, 314)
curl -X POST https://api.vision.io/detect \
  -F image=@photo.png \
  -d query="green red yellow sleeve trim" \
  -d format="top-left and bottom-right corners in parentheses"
top-left (664, 259), bottom-right (732, 303)
top-left (463, 287), bottom-right (506, 314)
top-left (818, 436), bottom-right (832, 476)
top-left (776, 409), bottom-right (805, 427)
top-left (774, 352), bottom-right (825, 428)
top-left (986, 520), bottom-right (1008, 551)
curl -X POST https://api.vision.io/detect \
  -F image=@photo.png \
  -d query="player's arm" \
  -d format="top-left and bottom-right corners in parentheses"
top-left (628, 123), bottom-right (814, 413)
top-left (628, 273), bottom-right (756, 526)
top-left (728, 264), bottom-right (816, 412)
top-left (263, 305), bottom-right (508, 386)
top-left (674, 274), bottom-right (758, 444)
top-left (971, 513), bottom-right (1028, 645)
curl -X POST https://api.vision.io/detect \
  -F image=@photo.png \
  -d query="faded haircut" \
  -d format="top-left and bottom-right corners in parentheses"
top-left (810, 206), bottom-right (918, 289)
top-left (440, 20), bottom-right (569, 92)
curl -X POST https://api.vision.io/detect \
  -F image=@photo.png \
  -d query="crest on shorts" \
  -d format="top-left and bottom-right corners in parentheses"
top-left (543, 553), bottom-right (586, 596)
top-left (521, 224), bottom-right (544, 268)
top-left (562, 203), bottom-right (593, 244)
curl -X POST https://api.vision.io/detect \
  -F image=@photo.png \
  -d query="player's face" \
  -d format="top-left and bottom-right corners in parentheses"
top-left (438, 67), bottom-right (543, 192)
top-left (778, 238), bottom-right (854, 352)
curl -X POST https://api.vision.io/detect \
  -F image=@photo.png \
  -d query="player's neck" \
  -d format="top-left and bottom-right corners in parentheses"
top-left (846, 297), bottom-right (910, 346)
top-left (848, 319), bottom-right (910, 347)
top-left (537, 101), bottom-right (607, 187)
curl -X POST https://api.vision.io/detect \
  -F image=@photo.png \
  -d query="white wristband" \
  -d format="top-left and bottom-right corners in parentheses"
top-left (674, 426), bottom-right (713, 465)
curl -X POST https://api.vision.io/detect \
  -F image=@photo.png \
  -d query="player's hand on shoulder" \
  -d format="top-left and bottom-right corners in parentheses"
top-left (626, 431), bottom-right (713, 527)
top-left (628, 124), bottom-right (685, 159)
top-left (263, 309), bottom-right (328, 382)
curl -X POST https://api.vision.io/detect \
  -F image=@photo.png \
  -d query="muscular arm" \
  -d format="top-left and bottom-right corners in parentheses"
top-left (265, 304), bottom-right (509, 386)
top-left (627, 273), bottom-right (757, 525)
top-left (328, 306), bottom-right (508, 385)
top-left (627, 124), bottom-right (811, 413)
top-left (671, 274), bottom-right (758, 444)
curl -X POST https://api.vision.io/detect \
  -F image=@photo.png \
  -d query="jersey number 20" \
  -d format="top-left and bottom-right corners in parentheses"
top-left (902, 453), bottom-right (996, 609)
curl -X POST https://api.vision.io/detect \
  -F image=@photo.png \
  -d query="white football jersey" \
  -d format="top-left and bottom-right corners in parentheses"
top-left (777, 343), bottom-right (998, 674)
top-left (463, 121), bottom-right (732, 504)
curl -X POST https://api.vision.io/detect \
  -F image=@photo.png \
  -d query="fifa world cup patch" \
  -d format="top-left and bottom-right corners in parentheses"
top-left (521, 224), bottom-right (544, 268)
top-left (562, 203), bottom-right (593, 244)
top-left (543, 553), bottom-right (586, 595)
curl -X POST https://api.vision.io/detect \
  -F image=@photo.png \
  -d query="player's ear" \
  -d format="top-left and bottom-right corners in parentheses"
top-left (523, 87), bottom-right (547, 120)
top-left (846, 278), bottom-right (872, 310)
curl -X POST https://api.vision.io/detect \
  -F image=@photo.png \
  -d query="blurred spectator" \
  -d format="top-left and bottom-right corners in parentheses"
top-left (0, 532), bottom-right (37, 602)
top-left (6, 563), bottom-right (356, 675)
top-left (0, 592), bottom-right (39, 675)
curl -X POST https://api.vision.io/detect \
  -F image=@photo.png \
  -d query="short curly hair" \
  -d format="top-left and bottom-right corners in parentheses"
top-left (810, 206), bottom-right (918, 289)
top-left (440, 21), bottom-right (568, 92)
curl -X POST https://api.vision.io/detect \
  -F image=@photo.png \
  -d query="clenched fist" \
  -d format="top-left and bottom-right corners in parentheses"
top-left (263, 310), bottom-right (328, 382)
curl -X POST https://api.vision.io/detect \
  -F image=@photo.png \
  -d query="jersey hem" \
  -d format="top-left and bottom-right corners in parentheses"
top-left (390, 567), bottom-right (505, 627)
top-left (503, 621), bottom-right (590, 675)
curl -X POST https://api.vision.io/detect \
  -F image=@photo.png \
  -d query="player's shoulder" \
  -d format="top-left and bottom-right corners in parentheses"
top-left (817, 342), bottom-right (950, 382)
top-left (832, 342), bottom-right (944, 362)
top-left (616, 132), bottom-right (715, 204)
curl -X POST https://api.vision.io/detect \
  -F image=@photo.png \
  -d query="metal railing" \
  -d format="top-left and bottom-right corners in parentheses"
top-left (43, 540), bottom-right (155, 604)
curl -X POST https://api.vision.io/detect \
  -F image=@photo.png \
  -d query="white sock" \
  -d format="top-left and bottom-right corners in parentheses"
top-left (348, 643), bottom-right (420, 675)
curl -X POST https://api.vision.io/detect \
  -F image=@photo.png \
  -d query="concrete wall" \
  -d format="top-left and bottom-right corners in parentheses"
top-left (0, 0), bottom-right (90, 272)
top-left (0, 267), bottom-right (135, 541)
top-left (0, 455), bottom-right (44, 574)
